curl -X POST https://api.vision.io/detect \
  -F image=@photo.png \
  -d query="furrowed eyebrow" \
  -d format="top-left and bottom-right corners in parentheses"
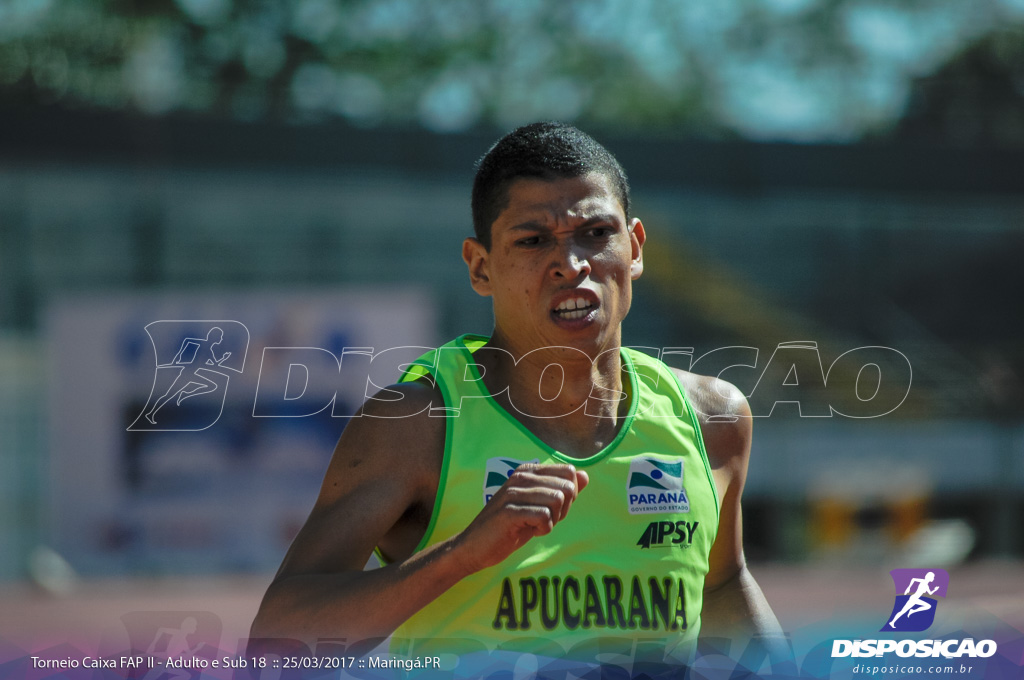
top-left (508, 221), bottom-right (548, 232)
top-left (579, 214), bottom-right (619, 227)
top-left (507, 214), bottom-right (620, 232)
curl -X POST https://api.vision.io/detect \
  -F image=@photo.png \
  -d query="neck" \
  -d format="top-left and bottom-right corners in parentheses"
top-left (478, 332), bottom-right (630, 456)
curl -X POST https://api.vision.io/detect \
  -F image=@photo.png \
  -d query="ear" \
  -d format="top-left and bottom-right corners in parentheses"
top-left (462, 237), bottom-right (493, 296)
top-left (628, 218), bottom-right (645, 280)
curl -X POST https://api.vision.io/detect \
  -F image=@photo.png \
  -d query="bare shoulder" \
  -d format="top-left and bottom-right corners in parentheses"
top-left (670, 368), bottom-right (751, 473)
top-left (276, 378), bottom-right (446, 577)
top-left (319, 378), bottom-right (445, 506)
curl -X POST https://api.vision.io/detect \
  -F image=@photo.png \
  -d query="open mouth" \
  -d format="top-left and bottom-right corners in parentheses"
top-left (553, 296), bottom-right (596, 320)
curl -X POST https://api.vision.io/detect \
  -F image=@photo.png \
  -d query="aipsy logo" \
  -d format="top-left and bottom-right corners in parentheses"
top-left (881, 568), bottom-right (949, 632)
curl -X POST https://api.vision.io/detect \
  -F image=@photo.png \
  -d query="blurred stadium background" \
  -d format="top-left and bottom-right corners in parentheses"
top-left (2, 0), bottom-right (1023, 653)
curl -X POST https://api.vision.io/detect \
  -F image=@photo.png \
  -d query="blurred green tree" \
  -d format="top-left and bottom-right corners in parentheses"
top-left (887, 30), bottom-right (1024, 147)
top-left (1, 0), bottom-right (1022, 142)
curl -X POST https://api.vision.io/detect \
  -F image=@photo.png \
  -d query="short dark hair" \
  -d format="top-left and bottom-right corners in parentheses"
top-left (471, 122), bottom-right (631, 250)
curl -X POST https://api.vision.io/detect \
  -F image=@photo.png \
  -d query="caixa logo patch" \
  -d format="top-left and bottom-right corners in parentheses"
top-left (128, 321), bottom-right (249, 432)
top-left (882, 568), bottom-right (949, 632)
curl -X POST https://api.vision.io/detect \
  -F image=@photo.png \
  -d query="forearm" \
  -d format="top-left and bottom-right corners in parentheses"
top-left (251, 536), bottom-right (471, 643)
top-left (702, 565), bottom-right (786, 658)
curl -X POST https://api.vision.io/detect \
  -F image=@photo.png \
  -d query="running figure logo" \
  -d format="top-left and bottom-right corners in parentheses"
top-left (881, 568), bottom-right (949, 632)
top-left (128, 321), bottom-right (249, 432)
top-left (140, 616), bottom-right (205, 680)
top-left (119, 610), bottom-right (220, 680)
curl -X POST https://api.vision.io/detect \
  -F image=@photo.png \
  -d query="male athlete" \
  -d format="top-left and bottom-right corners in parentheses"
top-left (252, 122), bottom-right (783, 673)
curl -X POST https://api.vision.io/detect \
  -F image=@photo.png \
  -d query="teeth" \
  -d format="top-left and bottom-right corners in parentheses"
top-left (555, 297), bottom-right (593, 318)
top-left (556, 297), bottom-right (590, 311)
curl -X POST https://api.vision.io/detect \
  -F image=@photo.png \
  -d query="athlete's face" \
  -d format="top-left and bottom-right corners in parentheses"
top-left (463, 172), bottom-right (645, 357)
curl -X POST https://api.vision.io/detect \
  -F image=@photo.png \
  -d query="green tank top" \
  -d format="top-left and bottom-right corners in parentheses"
top-left (387, 335), bottom-right (720, 671)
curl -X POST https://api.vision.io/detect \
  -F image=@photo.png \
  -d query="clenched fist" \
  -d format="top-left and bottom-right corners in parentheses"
top-left (455, 464), bottom-right (589, 573)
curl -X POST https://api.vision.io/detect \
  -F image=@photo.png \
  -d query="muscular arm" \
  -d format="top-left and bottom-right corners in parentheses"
top-left (250, 381), bottom-right (454, 642)
top-left (250, 380), bottom-right (587, 644)
top-left (675, 372), bottom-right (785, 653)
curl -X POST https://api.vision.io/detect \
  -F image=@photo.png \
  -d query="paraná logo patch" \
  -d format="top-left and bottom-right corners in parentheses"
top-left (627, 457), bottom-right (689, 514)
